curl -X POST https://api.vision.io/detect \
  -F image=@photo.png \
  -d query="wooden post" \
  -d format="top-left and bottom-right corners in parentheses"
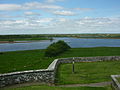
top-left (72, 57), bottom-right (75, 73)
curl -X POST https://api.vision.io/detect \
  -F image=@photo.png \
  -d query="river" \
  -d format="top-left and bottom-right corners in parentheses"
top-left (0, 37), bottom-right (120, 52)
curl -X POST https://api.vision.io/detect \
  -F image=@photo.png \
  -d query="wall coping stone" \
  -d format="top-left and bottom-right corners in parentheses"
top-left (47, 59), bottom-right (59, 70)
top-left (0, 69), bottom-right (53, 77)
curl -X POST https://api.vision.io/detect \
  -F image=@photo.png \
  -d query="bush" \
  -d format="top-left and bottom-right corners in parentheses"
top-left (44, 40), bottom-right (71, 57)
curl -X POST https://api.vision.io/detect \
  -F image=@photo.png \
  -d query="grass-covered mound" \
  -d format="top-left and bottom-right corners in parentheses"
top-left (0, 47), bottom-right (120, 73)
top-left (56, 61), bottom-right (120, 85)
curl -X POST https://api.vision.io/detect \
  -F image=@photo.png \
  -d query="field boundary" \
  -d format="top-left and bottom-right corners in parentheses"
top-left (0, 56), bottom-right (120, 88)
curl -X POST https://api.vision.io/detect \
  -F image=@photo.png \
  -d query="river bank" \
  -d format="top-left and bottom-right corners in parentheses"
top-left (0, 41), bottom-right (30, 44)
top-left (0, 40), bottom-right (51, 44)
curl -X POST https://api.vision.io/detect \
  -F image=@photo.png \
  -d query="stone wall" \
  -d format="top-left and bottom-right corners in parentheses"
top-left (0, 56), bottom-right (120, 88)
top-left (111, 75), bottom-right (120, 90)
top-left (57, 56), bottom-right (120, 64)
top-left (0, 69), bottom-right (54, 87)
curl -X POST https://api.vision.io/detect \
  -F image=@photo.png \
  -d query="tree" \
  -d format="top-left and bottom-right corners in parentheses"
top-left (44, 40), bottom-right (71, 57)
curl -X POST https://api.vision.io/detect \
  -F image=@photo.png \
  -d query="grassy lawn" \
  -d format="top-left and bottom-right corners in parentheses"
top-left (56, 61), bottom-right (120, 85)
top-left (116, 77), bottom-right (120, 83)
top-left (0, 47), bottom-right (120, 73)
top-left (4, 85), bottom-right (111, 90)
top-left (0, 50), bottom-right (55, 73)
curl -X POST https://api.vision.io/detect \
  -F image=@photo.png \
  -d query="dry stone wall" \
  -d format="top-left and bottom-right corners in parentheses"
top-left (0, 69), bottom-right (54, 87)
top-left (0, 56), bottom-right (120, 88)
top-left (111, 75), bottom-right (120, 90)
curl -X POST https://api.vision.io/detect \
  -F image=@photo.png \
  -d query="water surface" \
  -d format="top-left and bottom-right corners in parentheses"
top-left (0, 37), bottom-right (120, 52)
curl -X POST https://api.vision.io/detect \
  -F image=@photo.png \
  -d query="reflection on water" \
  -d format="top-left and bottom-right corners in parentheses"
top-left (0, 37), bottom-right (120, 52)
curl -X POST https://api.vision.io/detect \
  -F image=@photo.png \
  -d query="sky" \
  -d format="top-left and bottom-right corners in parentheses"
top-left (0, 0), bottom-right (120, 35)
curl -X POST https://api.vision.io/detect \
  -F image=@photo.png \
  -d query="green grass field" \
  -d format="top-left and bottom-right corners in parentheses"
top-left (4, 85), bottom-right (111, 90)
top-left (0, 50), bottom-right (55, 73)
top-left (0, 47), bottom-right (120, 73)
top-left (116, 77), bottom-right (120, 83)
top-left (56, 61), bottom-right (120, 85)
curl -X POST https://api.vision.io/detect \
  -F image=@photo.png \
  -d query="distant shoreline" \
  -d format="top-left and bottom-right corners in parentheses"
top-left (0, 37), bottom-right (120, 44)
top-left (0, 40), bottom-right (50, 44)
top-left (76, 37), bottom-right (120, 39)
top-left (0, 41), bottom-right (30, 44)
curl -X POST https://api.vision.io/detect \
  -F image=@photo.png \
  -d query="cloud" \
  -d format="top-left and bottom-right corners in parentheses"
top-left (24, 2), bottom-right (63, 10)
top-left (0, 17), bottom-right (120, 34)
top-left (0, 2), bottom-right (63, 11)
top-left (24, 11), bottom-right (41, 16)
top-left (36, 18), bottom-right (53, 23)
top-left (73, 8), bottom-right (94, 11)
top-left (0, 14), bottom-right (15, 18)
top-left (58, 18), bottom-right (67, 22)
top-left (0, 4), bottom-right (22, 11)
top-left (0, 18), bottom-right (54, 30)
top-left (53, 10), bottom-right (76, 16)
top-left (0, 13), bottom-right (26, 19)
top-left (45, 0), bottom-right (65, 3)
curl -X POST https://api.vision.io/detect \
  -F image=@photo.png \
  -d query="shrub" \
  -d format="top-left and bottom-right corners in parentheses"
top-left (44, 40), bottom-right (71, 57)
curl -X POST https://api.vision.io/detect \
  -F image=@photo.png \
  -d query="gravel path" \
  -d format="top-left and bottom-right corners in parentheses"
top-left (57, 81), bottom-right (111, 87)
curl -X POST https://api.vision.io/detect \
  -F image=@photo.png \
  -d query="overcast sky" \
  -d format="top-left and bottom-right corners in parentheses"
top-left (0, 0), bottom-right (120, 35)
